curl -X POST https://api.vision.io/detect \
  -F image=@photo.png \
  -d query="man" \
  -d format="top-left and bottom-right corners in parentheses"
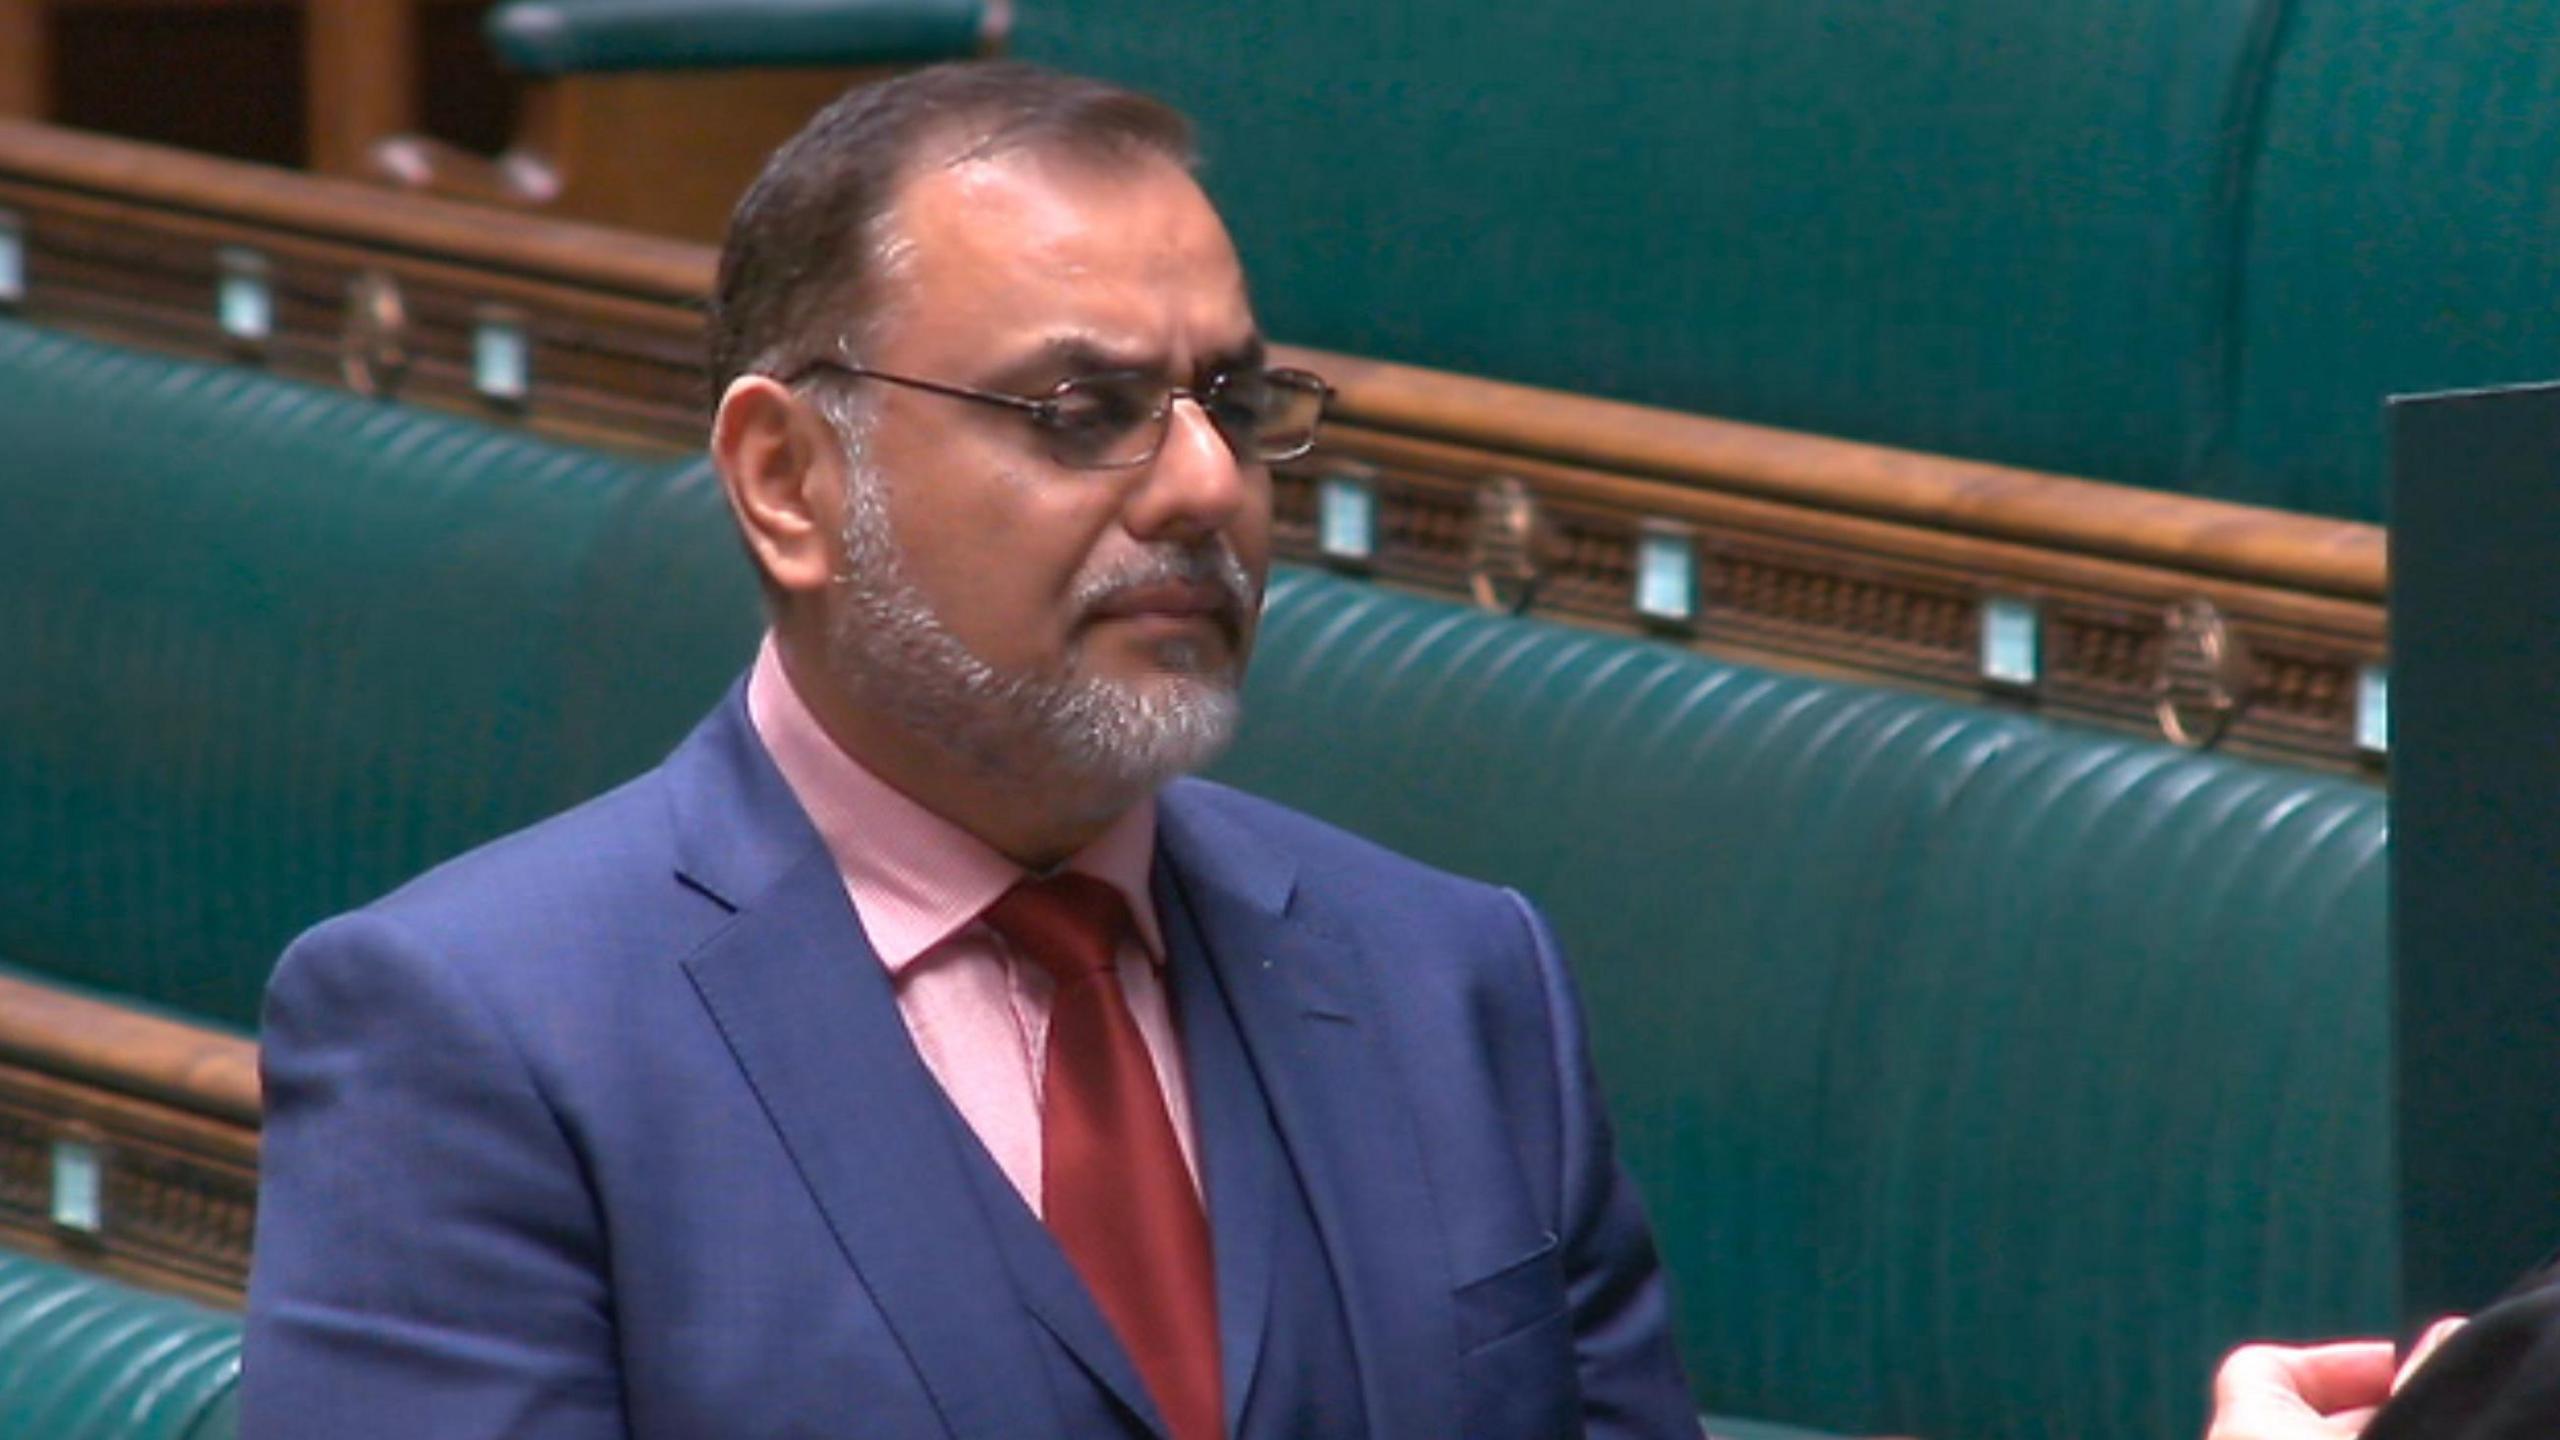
top-left (242, 61), bottom-right (1695, 1439)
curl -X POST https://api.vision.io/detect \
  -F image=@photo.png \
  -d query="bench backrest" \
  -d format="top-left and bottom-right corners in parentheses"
top-left (0, 321), bottom-right (2394, 1438)
top-left (1223, 573), bottom-right (2392, 1438)
top-left (0, 1249), bottom-right (239, 1440)
top-left (1007, 1), bottom-right (2554, 521)
top-left (0, 319), bottom-right (758, 1026)
top-left (479, 0), bottom-right (2556, 519)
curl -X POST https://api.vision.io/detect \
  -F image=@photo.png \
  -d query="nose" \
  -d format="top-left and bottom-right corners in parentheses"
top-left (1120, 395), bottom-right (1254, 543)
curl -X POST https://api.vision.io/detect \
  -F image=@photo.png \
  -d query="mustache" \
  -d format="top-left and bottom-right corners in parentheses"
top-left (1072, 544), bottom-right (1257, 631)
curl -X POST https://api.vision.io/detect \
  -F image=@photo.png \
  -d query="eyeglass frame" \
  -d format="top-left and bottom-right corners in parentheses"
top-left (773, 356), bottom-right (1332, 470)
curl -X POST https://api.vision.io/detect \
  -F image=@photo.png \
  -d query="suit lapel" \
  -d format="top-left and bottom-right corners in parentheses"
top-left (1157, 867), bottom-right (1280, 1436)
top-left (959, 1118), bottom-right (1176, 1438)
top-left (1157, 785), bottom-right (1459, 1440)
top-left (658, 696), bottom-right (1456, 1438)
top-left (664, 691), bottom-right (1057, 1440)
top-left (680, 852), bottom-right (1056, 1440)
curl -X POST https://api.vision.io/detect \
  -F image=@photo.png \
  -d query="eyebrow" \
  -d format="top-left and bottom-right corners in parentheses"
top-left (1203, 338), bottom-right (1268, 378)
top-left (994, 333), bottom-right (1270, 389)
top-left (1026, 335), bottom-right (1157, 376)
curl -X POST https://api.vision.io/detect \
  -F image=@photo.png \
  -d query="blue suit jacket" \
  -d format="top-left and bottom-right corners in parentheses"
top-left (242, 689), bottom-right (1695, 1438)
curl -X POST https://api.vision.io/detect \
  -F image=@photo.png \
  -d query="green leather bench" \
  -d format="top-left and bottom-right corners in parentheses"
top-left (0, 317), bottom-right (2392, 1439)
top-left (484, 0), bottom-right (2560, 521)
top-left (0, 1249), bottom-right (239, 1440)
top-left (1222, 571), bottom-right (2392, 1440)
top-left (490, 0), bottom-right (988, 74)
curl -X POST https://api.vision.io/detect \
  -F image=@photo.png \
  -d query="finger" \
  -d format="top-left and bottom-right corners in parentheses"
top-left (2281, 1341), bottom-right (2400, 1413)
top-left (2215, 1341), bottom-right (2396, 1414)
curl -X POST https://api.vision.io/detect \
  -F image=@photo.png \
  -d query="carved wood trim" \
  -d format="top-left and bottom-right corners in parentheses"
top-left (0, 120), bottom-right (2388, 770)
top-left (0, 974), bottom-right (258, 1303)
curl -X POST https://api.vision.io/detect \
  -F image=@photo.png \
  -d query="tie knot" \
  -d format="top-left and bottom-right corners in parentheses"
top-left (983, 872), bottom-right (1132, 985)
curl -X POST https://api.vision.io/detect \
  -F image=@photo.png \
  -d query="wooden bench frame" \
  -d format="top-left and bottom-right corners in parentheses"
top-left (0, 0), bottom-right (496, 175)
top-left (0, 974), bottom-right (256, 1305)
top-left (0, 119), bottom-right (2385, 773)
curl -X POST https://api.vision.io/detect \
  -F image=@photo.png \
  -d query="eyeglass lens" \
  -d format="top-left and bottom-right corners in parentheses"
top-left (1044, 370), bottom-right (1326, 469)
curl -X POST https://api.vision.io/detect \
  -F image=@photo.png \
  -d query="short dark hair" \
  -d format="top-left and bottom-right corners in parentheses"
top-left (706, 61), bottom-right (1198, 397)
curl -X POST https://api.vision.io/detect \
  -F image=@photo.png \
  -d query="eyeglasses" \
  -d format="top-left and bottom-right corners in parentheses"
top-left (778, 358), bottom-right (1331, 470)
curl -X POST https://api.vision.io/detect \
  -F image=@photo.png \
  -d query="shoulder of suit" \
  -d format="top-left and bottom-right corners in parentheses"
top-left (311, 766), bottom-right (699, 975)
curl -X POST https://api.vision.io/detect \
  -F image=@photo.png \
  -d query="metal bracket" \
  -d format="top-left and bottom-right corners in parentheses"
top-left (2156, 598), bottom-right (2254, 748)
top-left (342, 270), bottom-right (411, 399)
top-left (1469, 475), bottom-right (1549, 615)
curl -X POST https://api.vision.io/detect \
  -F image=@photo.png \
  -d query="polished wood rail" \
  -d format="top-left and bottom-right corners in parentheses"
top-left (0, 972), bottom-right (258, 1304)
top-left (0, 118), bottom-right (2388, 770)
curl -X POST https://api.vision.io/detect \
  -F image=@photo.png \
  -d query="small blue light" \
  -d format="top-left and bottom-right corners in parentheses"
top-left (1318, 473), bottom-right (1376, 561)
top-left (0, 212), bottom-right (23, 306)
top-left (51, 1138), bottom-right (102, 1234)
top-left (1980, 597), bottom-right (2041, 687)
top-left (1635, 527), bottom-right (1696, 623)
top-left (475, 314), bottom-right (531, 403)
top-left (2356, 665), bottom-right (2389, 755)
top-left (217, 249), bottom-right (272, 343)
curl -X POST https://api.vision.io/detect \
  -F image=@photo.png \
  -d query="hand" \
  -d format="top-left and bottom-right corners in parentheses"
top-left (2207, 1340), bottom-right (2398, 1440)
top-left (2394, 1316), bottom-right (2467, 1393)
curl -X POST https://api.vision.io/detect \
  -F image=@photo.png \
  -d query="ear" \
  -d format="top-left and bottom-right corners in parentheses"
top-left (713, 375), bottom-right (843, 598)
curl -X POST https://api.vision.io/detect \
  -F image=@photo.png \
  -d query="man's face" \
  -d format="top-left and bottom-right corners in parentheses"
top-left (814, 148), bottom-right (1272, 797)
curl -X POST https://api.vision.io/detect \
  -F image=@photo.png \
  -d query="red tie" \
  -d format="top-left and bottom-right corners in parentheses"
top-left (984, 874), bottom-right (1223, 1440)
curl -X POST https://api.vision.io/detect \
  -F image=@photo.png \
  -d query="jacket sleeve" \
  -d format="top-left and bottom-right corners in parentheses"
top-left (2366, 1262), bottom-right (2560, 1440)
top-left (1504, 888), bottom-right (1702, 1438)
top-left (242, 910), bottom-right (627, 1439)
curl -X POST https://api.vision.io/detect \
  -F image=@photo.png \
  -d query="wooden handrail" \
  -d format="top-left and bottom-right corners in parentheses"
top-left (1289, 348), bottom-right (2386, 603)
top-left (0, 117), bottom-right (2383, 605)
top-left (0, 118), bottom-right (2391, 769)
top-left (0, 973), bottom-right (258, 1125)
top-left (0, 117), bottom-right (707, 298)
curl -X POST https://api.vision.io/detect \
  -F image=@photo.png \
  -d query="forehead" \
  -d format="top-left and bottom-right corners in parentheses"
top-left (871, 148), bottom-right (1254, 370)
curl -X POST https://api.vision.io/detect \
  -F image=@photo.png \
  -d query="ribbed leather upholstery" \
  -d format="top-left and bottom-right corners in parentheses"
top-left (0, 1250), bottom-right (241, 1440)
top-left (2, 323), bottom-right (2396, 1439)
top-left (489, 0), bottom-right (986, 74)
top-left (2221, 0), bottom-right (2560, 520)
top-left (453, 2), bottom-right (2560, 517)
top-left (1215, 572), bottom-right (2394, 1440)
top-left (0, 319), bottom-right (760, 1029)
top-left (1023, 0), bottom-right (2276, 504)
top-left (1817, 741), bottom-right (2391, 1436)
top-left (1026, 0), bottom-right (2534, 520)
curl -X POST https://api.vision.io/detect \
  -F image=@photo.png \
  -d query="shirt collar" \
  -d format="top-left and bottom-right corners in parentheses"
top-left (745, 634), bottom-right (1164, 973)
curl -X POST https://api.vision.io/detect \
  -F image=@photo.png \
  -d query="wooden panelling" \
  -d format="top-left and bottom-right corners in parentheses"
top-left (306, 0), bottom-right (418, 176)
top-left (0, 975), bottom-right (258, 1303)
top-left (0, 2), bottom-right (499, 172)
top-left (0, 3), bottom-right (48, 118)
top-left (0, 119), bottom-right (2389, 771)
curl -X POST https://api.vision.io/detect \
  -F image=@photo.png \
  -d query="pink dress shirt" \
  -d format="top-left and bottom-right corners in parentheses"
top-left (745, 638), bottom-right (1201, 1212)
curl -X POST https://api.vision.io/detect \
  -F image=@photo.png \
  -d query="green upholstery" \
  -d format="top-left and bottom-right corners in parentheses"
top-left (489, 0), bottom-right (986, 75)
top-left (518, 0), bottom-right (2560, 519)
top-left (0, 322), bottom-right (2397, 1439)
top-left (2221, 0), bottom-right (2560, 520)
top-left (0, 1249), bottom-right (240, 1440)
top-left (0, 318), bottom-right (759, 1029)
top-left (1708, 1422), bottom-right (1867, 1440)
top-left (1045, 0), bottom-right (2275, 505)
top-left (1030, 0), bottom-right (2555, 522)
top-left (1216, 574), bottom-right (2394, 1440)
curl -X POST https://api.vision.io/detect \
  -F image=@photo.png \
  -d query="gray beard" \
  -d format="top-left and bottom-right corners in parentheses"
top-left (820, 429), bottom-right (1251, 815)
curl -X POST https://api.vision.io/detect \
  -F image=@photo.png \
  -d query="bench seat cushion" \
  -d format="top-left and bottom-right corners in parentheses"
top-left (0, 1249), bottom-right (240, 1439)
top-left (490, 0), bottom-right (985, 74)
